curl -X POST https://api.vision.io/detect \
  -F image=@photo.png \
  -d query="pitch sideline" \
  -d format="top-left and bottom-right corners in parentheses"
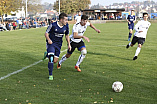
top-left (0, 49), bottom-right (67, 81)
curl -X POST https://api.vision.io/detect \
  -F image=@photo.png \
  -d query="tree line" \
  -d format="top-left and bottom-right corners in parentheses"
top-left (0, 0), bottom-right (91, 22)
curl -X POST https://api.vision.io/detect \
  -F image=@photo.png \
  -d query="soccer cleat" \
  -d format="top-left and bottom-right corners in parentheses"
top-left (128, 38), bottom-right (130, 41)
top-left (42, 51), bottom-right (47, 61)
top-left (133, 56), bottom-right (138, 60)
top-left (126, 44), bottom-right (130, 49)
top-left (75, 66), bottom-right (81, 72)
top-left (57, 62), bottom-right (61, 69)
top-left (49, 75), bottom-right (53, 80)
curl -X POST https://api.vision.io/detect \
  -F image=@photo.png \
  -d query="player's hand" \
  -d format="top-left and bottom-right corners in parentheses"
top-left (68, 44), bottom-right (71, 51)
top-left (83, 36), bottom-right (90, 42)
top-left (48, 40), bottom-right (53, 44)
top-left (129, 22), bottom-right (131, 24)
top-left (96, 29), bottom-right (101, 33)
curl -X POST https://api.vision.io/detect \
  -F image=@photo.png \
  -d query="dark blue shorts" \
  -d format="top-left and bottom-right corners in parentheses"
top-left (128, 23), bottom-right (134, 30)
top-left (47, 43), bottom-right (61, 58)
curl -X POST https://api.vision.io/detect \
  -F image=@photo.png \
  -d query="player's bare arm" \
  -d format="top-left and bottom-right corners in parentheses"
top-left (45, 33), bottom-right (53, 44)
top-left (89, 23), bottom-right (101, 33)
top-left (73, 32), bottom-right (90, 42)
top-left (65, 35), bottom-right (71, 51)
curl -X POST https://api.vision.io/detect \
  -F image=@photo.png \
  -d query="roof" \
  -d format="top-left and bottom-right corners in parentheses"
top-left (82, 8), bottom-right (125, 11)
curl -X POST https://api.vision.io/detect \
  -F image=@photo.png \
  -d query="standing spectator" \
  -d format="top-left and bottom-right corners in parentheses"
top-left (19, 19), bottom-right (22, 30)
top-left (6, 22), bottom-right (11, 31)
top-left (16, 19), bottom-right (19, 29)
top-left (12, 21), bottom-right (17, 30)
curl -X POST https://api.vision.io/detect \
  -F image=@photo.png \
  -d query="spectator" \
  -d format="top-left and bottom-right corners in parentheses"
top-left (16, 19), bottom-right (19, 29)
top-left (12, 21), bottom-right (17, 30)
top-left (19, 19), bottom-right (22, 30)
top-left (6, 22), bottom-right (11, 31)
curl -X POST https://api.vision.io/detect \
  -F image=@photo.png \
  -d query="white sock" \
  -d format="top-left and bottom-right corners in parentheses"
top-left (135, 47), bottom-right (141, 56)
top-left (59, 54), bottom-right (67, 65)
top-left (76, 54), bottom-right (86, 66)
top-left (128, 42), bottom-right (131, 46)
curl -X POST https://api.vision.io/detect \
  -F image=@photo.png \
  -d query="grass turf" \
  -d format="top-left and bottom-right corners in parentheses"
top-left (0, 23), bottom-right (156, 104)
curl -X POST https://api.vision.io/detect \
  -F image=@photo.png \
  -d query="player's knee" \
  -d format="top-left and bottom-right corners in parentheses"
top-left (81, 49), bottom-right (87, 55)
top-left (48, 53), bottom-right (54, 63)
top-left (65, 54), bottom-right (71, 58)
top-left (138, 44), bottom-right (142, 48)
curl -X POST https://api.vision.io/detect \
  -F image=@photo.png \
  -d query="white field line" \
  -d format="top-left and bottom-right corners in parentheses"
top-left (0, 49), bottom-right (67, 81)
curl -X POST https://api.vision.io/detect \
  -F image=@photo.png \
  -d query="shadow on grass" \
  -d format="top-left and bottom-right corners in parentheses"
top-left (87, 51), bottom-right (132, 61)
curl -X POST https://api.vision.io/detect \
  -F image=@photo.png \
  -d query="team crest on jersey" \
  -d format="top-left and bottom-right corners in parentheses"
top-left (55, 29), bottom-right (57, 31)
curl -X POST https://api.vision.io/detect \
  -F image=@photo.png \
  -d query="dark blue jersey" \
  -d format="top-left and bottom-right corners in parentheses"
top-left (46, 21), bottom-right (69, 46)
top-left (127, 15), bottom-right (136, 24)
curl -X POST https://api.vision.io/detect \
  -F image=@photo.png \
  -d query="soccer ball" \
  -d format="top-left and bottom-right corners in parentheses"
top-left (112, 81), bottom-right (123, 92)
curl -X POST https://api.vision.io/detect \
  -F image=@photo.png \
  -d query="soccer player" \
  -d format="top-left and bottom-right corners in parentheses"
top-left (75, 11), bottom-right (82, 24)
top-left (126, 12), bottom-right (151, 60)
top-left (44, 13), bottom-right (71, 80)
top-left (57, 15), bottom-right (101, 72)
top-left (127, 9), bottom-right (136, 41)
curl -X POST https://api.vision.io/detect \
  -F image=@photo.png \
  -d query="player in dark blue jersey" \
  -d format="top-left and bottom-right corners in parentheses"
top-left (44, 13), bottom-right (71, 80)
top-left (127, 9), bottom-right (136, 41)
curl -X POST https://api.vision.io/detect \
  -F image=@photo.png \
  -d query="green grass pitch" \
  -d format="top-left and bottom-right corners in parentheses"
top-left (0, 22), bottom-right (157, 104)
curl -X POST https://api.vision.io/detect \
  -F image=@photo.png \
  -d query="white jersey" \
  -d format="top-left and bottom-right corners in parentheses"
top-left (70, 22), bottom-right (90, 43)
top-left (134, 20), bottom-right (151, 38)
top-left (75, 16), bottom-right (81, 24)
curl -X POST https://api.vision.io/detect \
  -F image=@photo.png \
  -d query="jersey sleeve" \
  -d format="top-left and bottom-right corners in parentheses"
top-left (65, 23), bottom-right (69, 35)
top-left (45, 24), bottom-right (53, 33)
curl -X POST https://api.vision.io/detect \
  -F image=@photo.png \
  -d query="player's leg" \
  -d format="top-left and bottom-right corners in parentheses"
top-left (57, 41), bottom-right (76, 69)
top-left (126, 36), bottom-right (137, 49)
top-left (133, 38), bottom-right (145, 60)
top-left (47, 44), bottom-right (56, 80)
top-left (48, 52), bottom-right (54, 80)
top-left (57, 53), bottom-right (72, 69)
top-left (75, 46), bottom-right (87, 72)
top-left (128, 24), bottom-right (133, 41)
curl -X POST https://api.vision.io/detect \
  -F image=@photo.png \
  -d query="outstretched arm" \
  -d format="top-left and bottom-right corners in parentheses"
top-left (89, 23), bottom-right (101, 33)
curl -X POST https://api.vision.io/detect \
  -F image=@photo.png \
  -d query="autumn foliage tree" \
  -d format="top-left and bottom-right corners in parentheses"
top-left (0, 0), bottom-right (22, 22)
top-left (53, 0), bottom-right (91, 19)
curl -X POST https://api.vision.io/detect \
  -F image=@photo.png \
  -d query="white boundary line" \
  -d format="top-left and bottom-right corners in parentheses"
top-left (0, 49), bottom-right (67, 81)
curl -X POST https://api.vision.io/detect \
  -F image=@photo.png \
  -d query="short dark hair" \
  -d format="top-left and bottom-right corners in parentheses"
top-left (59, 13), bottom-right (68, 20)
top-left (143, 12), bottom-right (148, 17)
top-left (81, 15), bottom-right (88, 20)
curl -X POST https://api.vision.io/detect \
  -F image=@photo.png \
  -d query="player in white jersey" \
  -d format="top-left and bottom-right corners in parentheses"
top-left (57, 15), bottom-right (101, 72)
top-left (75, 11), bottom-right (81, 24)
top-left (126, 13), bottom-right (151, 60)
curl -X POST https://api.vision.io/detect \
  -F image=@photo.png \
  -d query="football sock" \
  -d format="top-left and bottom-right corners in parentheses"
top-left (76, 54), bottom-right (86, 66)
top-left (135, 47), bottom-right (141, 56)
top-left (59, 54), bottom-right (67, 65)
top-left (129, 33), bottom-right (132, 38)
top-left (128, 42), bottom-right (131, 46)
top-left (48, 62), bottom-right (53, 75)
